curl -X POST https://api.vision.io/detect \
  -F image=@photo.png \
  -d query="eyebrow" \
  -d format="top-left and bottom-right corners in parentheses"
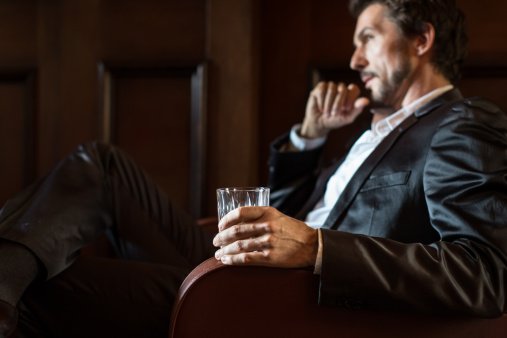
top-left (353, 27), bottom-right (374, 46)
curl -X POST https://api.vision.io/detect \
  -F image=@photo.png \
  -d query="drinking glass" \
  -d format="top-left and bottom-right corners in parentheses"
top-left (216, 187), bottom-right (270, 220)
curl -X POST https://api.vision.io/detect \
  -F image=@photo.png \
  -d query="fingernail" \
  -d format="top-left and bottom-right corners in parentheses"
top-left (221, 256), bottom-right (231, 264)
top-left (215, 249), bottom-right (222, 259)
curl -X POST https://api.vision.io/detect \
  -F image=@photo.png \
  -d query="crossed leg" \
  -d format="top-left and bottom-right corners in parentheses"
top-left (0, 142), bottom-right (215, 337)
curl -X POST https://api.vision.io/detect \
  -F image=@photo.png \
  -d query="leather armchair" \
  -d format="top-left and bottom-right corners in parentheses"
top-left (84, 219), bottom-right (507, 338)
top-left (169, 257), bottom-right (507, 338)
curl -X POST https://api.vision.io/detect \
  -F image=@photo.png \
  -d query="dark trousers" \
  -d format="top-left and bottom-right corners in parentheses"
top-left (0, 142), bottom-right (215, 337)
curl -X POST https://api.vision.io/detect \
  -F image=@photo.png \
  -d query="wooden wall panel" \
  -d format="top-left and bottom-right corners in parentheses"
top-left (457, 0), bottom-right (507, 116)
top-left (100, 65), bottom-right (207, 216)
top-left (0, 0), bottom-right (37, 67)
top-left (206, 0), bottom-right (261, 214)
top-left (458, 0), bottom-right (507, 65)
top-left (0, 1), bottom-right (37, 205)
top-left (460, 67), bottom-right (507, 112)
top-left (56, 0), bottom-right (100, 160)
top-left (95, 0), bottom-right (209, 216)
top-left (0, 0), bottom-right (260, 218)
top-left (116, 75), bottom-right (191, 213)
top-left (5, 0), bottom-right (503, 218)
top-left (0, 73), bottom-right (35, 205)
top-left (99, 0), bottom-right (205, 61)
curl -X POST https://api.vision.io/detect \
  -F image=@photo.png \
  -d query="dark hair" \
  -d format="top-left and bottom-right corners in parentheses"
top-left (349, 0), bottom-right (468, 83)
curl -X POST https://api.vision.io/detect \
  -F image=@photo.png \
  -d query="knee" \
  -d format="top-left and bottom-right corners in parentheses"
top-left (76, 141), bottom-right (113, 153)
top-left (68, 141), bottom-right (118, 170)
top-left (71, 141), bottom-right (133, 177)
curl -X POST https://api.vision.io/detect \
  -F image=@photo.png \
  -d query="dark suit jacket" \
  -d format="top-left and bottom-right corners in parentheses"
top-left (268, 89), bottom-right (507, 317)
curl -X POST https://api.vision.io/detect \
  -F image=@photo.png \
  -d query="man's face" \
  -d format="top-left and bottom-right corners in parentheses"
top-left (350, 3), bottom-right (414, 107)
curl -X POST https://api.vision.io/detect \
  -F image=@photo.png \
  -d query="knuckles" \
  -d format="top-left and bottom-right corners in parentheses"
top-left (263, 234), bottom-right (275, 247)
top-left (232, 225), bottom-right (243, 236)
top-left (235, 240), bottom-right (245, 251)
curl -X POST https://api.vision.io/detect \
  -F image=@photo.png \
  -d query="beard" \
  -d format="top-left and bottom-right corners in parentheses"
top-left (372, 59), bottom-right (411, 106)
top-left (367, 40), bottom-right (413, 107)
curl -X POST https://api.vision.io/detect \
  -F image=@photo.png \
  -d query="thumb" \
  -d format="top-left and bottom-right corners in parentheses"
top-left (354, 97), bottom-right (370, 111)
top-left (347, 97), bottom-right (369, 121)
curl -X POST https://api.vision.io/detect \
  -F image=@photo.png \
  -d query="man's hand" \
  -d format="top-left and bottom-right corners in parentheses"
top-left (301, 81), bottom-right (369, 138)
top-left (213, 206), bottom-right (318, 268)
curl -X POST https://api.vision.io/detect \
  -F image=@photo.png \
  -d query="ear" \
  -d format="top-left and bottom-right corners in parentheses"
top-left (414, 23), bottom-right (435, 56)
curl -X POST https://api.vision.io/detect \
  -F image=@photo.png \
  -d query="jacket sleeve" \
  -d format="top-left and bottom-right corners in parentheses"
top-left (318, 100), bottom-right (507, 317)
top-left (267, 132), bottom-right (324, 217)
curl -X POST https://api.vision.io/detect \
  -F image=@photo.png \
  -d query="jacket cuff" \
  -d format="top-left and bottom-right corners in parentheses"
top-left (313, 228), bottom-right (323, 274)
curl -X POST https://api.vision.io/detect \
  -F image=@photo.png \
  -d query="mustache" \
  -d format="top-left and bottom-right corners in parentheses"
top-left (360, 71), bottom-right (377, 79)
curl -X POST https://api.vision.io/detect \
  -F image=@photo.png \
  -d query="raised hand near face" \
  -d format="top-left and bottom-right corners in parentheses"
top-left (213, 207), bottom-right (318, 269)
top-left (301, 81), bottom-right (370, 139)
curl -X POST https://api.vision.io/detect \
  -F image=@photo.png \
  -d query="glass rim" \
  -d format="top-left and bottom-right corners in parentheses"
top-left (216, 187), bottom-right (269, 192)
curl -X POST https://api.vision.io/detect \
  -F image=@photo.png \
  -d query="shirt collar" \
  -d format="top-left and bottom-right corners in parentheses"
top-left (372, 84), bottom-right (454, 137)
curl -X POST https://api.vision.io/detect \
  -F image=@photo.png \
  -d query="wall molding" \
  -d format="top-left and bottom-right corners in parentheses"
top-left (97, 62), bottom-right (208, 217)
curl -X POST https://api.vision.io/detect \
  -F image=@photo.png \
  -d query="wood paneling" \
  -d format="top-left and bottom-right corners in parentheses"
top-left (0, 0), bottom-right (37, 67)
top-left (99, 64), bottom-right (207, 216)
top-left (206, 0), bottom-right (261, 214)
top-left (0, 72), bottom-right (36, 205)
top-left (0, 1), bottom-right (38, 205)
top-left (0, 0), bottom-right (260, 218)
top-left (1, 0), bottom-right (505, 217)
top-left (460, 67), bottom-right (507, 111)
top-left (99, 0), bottom-right (206, 61)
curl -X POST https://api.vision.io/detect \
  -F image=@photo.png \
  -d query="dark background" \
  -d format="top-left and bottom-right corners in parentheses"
top-left (1, 0), bottom-right (506, 217)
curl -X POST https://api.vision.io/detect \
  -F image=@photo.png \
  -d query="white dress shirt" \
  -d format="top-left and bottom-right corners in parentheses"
top-left (290, 85), bottom-right (454, 229)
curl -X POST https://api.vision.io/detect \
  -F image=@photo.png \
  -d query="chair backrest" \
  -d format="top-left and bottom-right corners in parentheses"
top-left (170, 258), bottom-right (507, 338)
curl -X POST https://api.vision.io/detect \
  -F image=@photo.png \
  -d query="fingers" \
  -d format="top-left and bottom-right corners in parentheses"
top-left (311, 82), bottom-right (327, 113)
top-left (331, 83), bottom-right (360, 115)
top-left (213, 221), bottom-right (269, 247)
top-left (342, 84), bottom-right (361, 112)
top-left (331, 83), bottom-right (348, 115)
top-left (323, 82), bottom-right (337, 115)
top-left (312, 82), bottom-right (365, 116)
top-left (215, 233), bottom-right (271, 260)
top-left (213, 206), bottom-right (274, 264)
top-left (354, 97), bottom-right (370, 111)
top-left (213, 220), bottom-right (273, 266)
top-left (214, 208), bottom-right (319, 268)
top-left (219, 251), bottom-right (268, 265)
top-left (217, 206), bottom-right (267, 232)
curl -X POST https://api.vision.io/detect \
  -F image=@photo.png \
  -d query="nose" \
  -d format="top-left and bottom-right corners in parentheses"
top-left (350, 46), bottom-right (367, 71)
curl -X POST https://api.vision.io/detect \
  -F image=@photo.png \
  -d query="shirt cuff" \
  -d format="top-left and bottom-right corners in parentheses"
top-left (290, 124), bottom-right (327, 151)
top-left (313, 228), bottom-right (323, 275)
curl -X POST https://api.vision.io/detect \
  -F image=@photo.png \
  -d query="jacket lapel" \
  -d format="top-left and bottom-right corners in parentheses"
top-left (321, 89), bottom-right (463, 229)
top-left (294, 159), bottom-right (343, 220)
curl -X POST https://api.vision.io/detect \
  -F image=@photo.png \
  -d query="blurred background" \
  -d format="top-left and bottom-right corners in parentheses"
top-left (1, 0), bottom-right (506, 217)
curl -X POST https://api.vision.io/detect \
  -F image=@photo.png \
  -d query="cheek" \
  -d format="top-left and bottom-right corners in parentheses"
top-left (365, 44), bottom-right (381, 62)
top-left (378, 51), bottom-right (404, 80)
top-left (365, 44), bottom-right (387, 74)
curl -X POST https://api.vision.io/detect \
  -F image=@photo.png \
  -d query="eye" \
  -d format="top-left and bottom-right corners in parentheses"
top-left (354, 30), bottom-right (375, 48)
top-left (363, 34), bottom-right (374, 42)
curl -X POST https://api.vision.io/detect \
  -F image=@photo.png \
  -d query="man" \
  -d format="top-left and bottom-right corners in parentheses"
top-left (0, 0), bottom-right (506, 336)
top-left (214, 0), bottom-right (506, 315)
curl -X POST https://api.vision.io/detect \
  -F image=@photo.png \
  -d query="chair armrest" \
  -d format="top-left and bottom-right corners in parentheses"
top-left (170, 258), bottom-right (507, 338)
